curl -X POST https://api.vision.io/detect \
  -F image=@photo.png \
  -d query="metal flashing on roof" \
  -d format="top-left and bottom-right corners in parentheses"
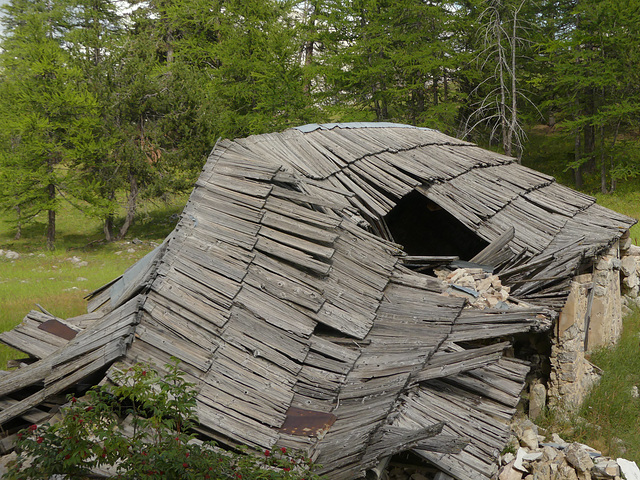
top-left (294, 122), bottom-right (438, 133)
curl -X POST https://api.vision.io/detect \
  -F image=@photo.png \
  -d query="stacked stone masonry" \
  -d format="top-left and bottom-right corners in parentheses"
top-left (547, 236), bottom-right (636, 409)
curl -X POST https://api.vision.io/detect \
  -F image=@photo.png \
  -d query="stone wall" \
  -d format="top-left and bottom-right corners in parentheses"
top-left (547, 242), bottom-right (623, 409)
top-left (619, 231), bottom-right (640, 312)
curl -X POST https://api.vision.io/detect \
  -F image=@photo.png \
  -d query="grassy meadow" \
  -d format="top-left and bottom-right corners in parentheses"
top-left (0, 197), bottom-right (185, 366)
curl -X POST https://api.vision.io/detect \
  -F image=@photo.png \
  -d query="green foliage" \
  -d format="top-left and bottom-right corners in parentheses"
top-left (316, 0), bottom-right (466, 131)
top-left (0, 0), bottom-right (102, 248)
top-left (4, 361), bottom-right (322, 480)
top-left (540, 0), bottom-right (640, 191)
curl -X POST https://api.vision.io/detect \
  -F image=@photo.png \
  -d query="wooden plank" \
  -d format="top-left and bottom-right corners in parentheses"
top-left (0, 341), bottom-right (125, 426)
top-left (271, 185), bottom-right (344, 210)
top-left (411, 343), bottom-right (509, 384)
top-left (308, 334), bottom-right (361, 364)
top-left (228, 306), bottom-right (309, 363)
top-left (258, 225), bottom-right (335, 260)
top-left (255, 236), bottom-right (332, 276)
top-left (194, 178), bottom-right (267, 211)
top-left (143, 295), bottom-right (221, 342)
top-left (470, 226), bottom-right (515, 265)
top-left (223, 320), bottom-right (305, 375)
top-left (0, 330), bottom-right (60, 359)
top-left (152, 279), bottom-right (231, 328)
top-left (135, 323), bottom-right (212, 372)
top-left (261, 210), bottom-right (338, 245)
top-left (190, 187), bottom-right (264, 224)
top-left (205, 172), bottom-right (273, 198)
top-left (198, 383), bottom-right (287, 429)
top-left (312, 301), bottom-right (373, 340)
top-left (196, 398), bottom-right (280, 448)
top-left (264, 196), bottom-right (342, 229)
top-left (166, 258), bottom-right (242, 301)
top-left (234, 284), bottom-right (317, 337)
top-left (244, 263), bottom-right (325, 312)
top-left (251, 251), bottom-right (327, 295)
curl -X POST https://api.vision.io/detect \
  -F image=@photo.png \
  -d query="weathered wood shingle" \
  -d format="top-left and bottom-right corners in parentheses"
top-left (0, 122), bottom-right (634, 479)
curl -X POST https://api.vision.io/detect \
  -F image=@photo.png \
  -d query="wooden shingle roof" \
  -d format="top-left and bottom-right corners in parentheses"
top-left (0, 123), bottom-right (634, 480)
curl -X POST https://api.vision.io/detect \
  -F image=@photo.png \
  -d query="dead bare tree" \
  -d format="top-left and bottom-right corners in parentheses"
top-left (462, 0), bottom-right (532, 163)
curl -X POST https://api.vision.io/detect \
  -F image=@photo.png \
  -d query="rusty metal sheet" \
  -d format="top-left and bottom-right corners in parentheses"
top-left (37, 320), bottom-right (78, 341)
top-left (279, 407), bottom-right (336, 437)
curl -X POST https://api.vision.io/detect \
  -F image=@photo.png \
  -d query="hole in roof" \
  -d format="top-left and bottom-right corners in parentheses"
top-left (384, 190), bottom-right (489, 261)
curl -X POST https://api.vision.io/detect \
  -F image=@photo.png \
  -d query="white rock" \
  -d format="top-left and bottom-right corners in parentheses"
top-left (565, 443), bottom-right (594, 472)
top-left (551, 433), bottom-right (568, 447)
top-left (628, 244), bottom-right (640, 256)
top-left (5, 250), bottom-right (19, 259)
top-left (513, 448), bottom-right (528, 472)
top-left (624, 274), bottom-right (640, 289)
top-left (618, 458), bottom-right (640, 480)
top-left (621, 256), bottom-right (638, 276)
top-left (520, 429), bottom-right (539, 450)
top-left (593, 459), bottom-right (620, 477)
top-left (522, 451), bottom-right (543, 461)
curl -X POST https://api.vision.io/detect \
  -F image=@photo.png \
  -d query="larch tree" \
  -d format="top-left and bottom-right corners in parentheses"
top-left (0, 0), bottom-right (100, 249)
top-left (544, 0), bottom-right (640, 191)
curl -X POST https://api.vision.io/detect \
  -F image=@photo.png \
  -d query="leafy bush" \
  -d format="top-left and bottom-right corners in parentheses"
top-left (4, 360), bottom-right (322, 480)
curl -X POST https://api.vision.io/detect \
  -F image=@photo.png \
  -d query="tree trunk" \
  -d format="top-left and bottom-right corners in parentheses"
top-left (584, 89), bottom-right (596, 172)
top-left (116, 173), bottom-right (138, 240)
top-left (47, 183), bottom-right (55, 251)
top-left (104, 215), bottom-right (115, 242)
top-left (432, 73), bottom-right (439, 106)
top-left (14, 206), bottom-right (22, 240)
top-left (600, 126), bottom-right (607, 194)
top-left (104, 191), bottom-right (116, 242)
top-left (443, 69), bottom-right (448, 102)
top-left (574, 129), bottom-right (583, 189)
top-left (509, 4), bottom-right (520, 162)
top-left (497, 23), bottom-right (509, 155)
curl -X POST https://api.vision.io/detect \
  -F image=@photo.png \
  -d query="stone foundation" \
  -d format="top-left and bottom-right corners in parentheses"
top-left (548, 242), bottom-right (623, 409)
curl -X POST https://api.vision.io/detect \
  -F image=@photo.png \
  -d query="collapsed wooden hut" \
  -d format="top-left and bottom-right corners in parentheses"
top-left (0, 123), bottom-right (634, 479)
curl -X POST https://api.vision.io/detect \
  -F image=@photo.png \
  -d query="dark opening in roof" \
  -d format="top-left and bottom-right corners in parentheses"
top-left (385, 190), bottom-right (489, 260)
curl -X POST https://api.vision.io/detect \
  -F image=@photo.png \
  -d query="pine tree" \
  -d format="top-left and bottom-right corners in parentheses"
top-left (543, 0), bottom-right (640, 190)
top-left (0, 0), bottom-right (100, 249)
top-left (315, 0), bottom-right (464, 131)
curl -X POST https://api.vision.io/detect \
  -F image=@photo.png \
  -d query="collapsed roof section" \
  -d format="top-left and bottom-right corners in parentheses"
top-left (0, 123), bottom-right (634, 480)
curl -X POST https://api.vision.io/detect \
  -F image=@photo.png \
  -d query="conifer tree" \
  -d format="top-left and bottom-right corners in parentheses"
top-left (0, 0), bottom-right (100, 249)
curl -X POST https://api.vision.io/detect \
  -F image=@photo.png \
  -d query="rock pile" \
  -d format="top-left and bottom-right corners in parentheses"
top-left (496, 420), bottom-right (640, 480)
top-left (435, 267), bottom-right (525, 310)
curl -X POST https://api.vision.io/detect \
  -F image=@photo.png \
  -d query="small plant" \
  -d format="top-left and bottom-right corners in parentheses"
top-left (4, 360), bottom-right (322, 480)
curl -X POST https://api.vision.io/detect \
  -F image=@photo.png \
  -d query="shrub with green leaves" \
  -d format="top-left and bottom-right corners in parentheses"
top-left (5, 360), bottom-right (322, 480)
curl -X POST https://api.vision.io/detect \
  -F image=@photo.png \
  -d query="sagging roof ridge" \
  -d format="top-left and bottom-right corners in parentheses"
top-left (294, 122), bottom-right (440, 133)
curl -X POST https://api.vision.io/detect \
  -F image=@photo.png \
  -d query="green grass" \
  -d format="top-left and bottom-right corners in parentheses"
top-left (595, 190), bottom-right (640, 245)
top-left (0, 196), bottom-right (186, 368)
top-left (538, 309), bottom-right (640, 462)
